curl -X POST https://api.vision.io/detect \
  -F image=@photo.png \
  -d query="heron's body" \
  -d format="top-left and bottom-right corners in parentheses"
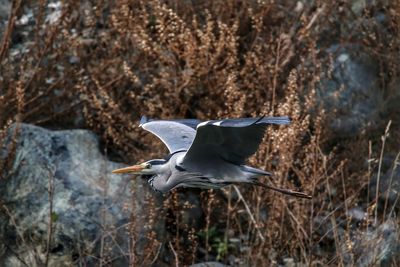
top-left (112, 116), bottom-right (311, 199)
top-left (147, 151), bottom-right (269, 193)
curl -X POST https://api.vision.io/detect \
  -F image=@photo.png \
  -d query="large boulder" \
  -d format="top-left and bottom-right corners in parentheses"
top-left (190, 262), bottom-right (227, 267)
top-left (369, 156), bottom-right (400, 213)
top-left (342, 219), bottom-right (400, 266)
top-left (317, 45), bottom-right (384, 138)
top-left (0, 123), bottom-right (163, 266)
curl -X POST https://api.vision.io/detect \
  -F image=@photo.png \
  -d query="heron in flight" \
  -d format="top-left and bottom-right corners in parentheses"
top-left (112, 116), bottom-right (311, 199)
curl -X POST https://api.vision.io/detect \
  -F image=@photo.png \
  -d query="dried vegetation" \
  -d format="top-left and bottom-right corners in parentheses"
top-left (1, 0), bottom-right (400, 266)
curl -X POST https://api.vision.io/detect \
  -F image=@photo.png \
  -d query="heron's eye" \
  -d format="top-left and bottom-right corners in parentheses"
top-left (145, 163), bottom-right (151, 169)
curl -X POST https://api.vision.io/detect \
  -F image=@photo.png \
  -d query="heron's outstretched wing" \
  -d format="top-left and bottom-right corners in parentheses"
top-left (140, 116), bottom-right (198, 153)
top-left (169, 119), bottom-right (201, 129)
top-left (182, 116), bottom-right (290, 166)
top-left (140, 116), bottom-right (201, 129)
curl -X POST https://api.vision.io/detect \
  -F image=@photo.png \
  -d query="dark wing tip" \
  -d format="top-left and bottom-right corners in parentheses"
top-left (258, 114), bottom-right (291, 124)
top-left (255, 116), bottom-right (291, 125)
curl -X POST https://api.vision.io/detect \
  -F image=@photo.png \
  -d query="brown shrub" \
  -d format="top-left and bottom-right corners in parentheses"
top-left (1, 0), bottom-right (399, 265)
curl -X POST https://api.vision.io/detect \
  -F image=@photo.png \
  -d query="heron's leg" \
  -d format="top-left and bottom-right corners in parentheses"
top-left (251, 181), bottom-right (312, 199)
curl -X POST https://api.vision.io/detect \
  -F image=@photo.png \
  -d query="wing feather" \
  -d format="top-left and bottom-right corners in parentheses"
top-left (182, 116), bottom-right (290, 166)
top-left (140, 116), bottom-right (198, 153)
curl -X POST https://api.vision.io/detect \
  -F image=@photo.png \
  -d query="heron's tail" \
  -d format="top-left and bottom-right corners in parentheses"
top-left (252, 181), bottom-right (312, 199)
top-left (240, 165), bottom-right (272, 177)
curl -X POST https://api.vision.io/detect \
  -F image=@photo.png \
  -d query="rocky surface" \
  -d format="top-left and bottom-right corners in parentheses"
top-left (0, 0), bottom-right (11, 38)
top-left (343, 219), bottom-right (400, 266)
top-left (0, 0), bottom-right (10, 19)
top-left (0, 123), bottom-right (163, 266)
top-left (190, 262), bottom-right (227, 267)
top-left (317, 45), bottom-right (384, 138)
top-left (369, 155), bottom-right (400, 213)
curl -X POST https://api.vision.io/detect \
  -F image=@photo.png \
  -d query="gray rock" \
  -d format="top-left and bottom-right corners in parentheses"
top-left (313, 214), bottom-right (345, 241)
top-left (346, 207), bottom-right (367, 222)
top-left (0, 0), bottom-right (11, 21)
top-left (369, 157), bottom-right (400, 212)
top-left (178, 191), bottom-right (203, 229)
top-left (343, 219), bottom-right (400, 266)
top-left (0, 0), bottom-right (11, 38)
top-left (317, 45), bottom-right (384, 138)
top-left (0, 123), bottom-right (163, 266)
top-left (190, 262), bottom-right (227, 267)
top-left (282, 258), bottom-right (307, 267)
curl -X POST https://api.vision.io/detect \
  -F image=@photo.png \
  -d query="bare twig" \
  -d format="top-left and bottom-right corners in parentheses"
top-left (1, 204), bottom-right (39, 266)
top-left (383, 152), bottom-right (400, 219)
top-left (4, 243), bottom-right (30, 267)
top-left (367, 140), bottom-right (372, 232)
top-left (233, 185), bottom-right (264, 241)
top-left (285, 206), bottom-right (309, 240)
top-left (45, 165), bottom-right (56, 267)
top-left (0, 0), bottom-right (21, 62)
top-left (169, 241), bottom-right (179, 267)
top-left (375, 120), bottom-right (391, 225)
top-left (305, 4), bottom-right (326, 31)
top-left (150, 243), bottom-right (162, 265)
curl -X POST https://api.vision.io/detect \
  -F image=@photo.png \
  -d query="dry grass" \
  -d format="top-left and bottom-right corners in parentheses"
top-left (1, 0), bottom-right (400, 266)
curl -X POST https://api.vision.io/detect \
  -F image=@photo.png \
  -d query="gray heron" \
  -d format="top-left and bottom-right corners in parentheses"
top-left (112, 116), bottom-right (311, 199)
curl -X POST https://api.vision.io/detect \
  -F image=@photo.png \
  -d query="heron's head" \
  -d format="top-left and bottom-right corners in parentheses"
top-left (112, 159), bottom-right (167, 175)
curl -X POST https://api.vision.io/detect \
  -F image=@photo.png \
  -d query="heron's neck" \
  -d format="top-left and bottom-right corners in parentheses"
top-left (149, 161), bottom-right (170, 175)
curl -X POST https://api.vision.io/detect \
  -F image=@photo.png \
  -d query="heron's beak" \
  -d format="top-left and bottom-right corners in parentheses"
top-left (112, 163), bottom-right (146, 174)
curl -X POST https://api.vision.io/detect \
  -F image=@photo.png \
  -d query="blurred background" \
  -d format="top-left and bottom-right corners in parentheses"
top-left (0, 0), bottom-right (399, 266)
